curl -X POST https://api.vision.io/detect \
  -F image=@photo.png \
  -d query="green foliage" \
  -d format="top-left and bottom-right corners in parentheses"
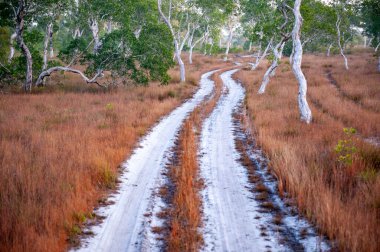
top-left (334, 127), bottom-right (357, 166)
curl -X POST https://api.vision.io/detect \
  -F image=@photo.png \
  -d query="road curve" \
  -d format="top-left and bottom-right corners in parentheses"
top-left (75, 70), bottom-right (217, 252)
top-left (200, 69), bottom-right (283, 251)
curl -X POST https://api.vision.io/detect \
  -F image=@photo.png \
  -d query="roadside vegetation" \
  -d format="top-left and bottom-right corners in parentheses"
top-left (1, 0), bottom-right (379, 251)
top-left (235, 51), bottom-right (380, 251)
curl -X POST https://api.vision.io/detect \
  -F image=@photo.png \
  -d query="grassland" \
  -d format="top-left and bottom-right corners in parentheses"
top-left (235, 51), bottom-right (380, 251)
top-left (0, 55), bottom-right (224, 252)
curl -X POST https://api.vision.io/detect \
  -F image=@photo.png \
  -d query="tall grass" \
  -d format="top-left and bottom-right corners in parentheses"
top-left (165, 69), bottom-right (227, 251)
top-left (0, 53), bottom-right (226, 252)
top-left (235, 52), bottom-right (380, 251)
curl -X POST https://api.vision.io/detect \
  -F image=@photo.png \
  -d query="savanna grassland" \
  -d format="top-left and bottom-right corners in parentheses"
top-left (0, 55), bottom-right (228, 252)
top-left (235, 51), bottom-right (380, 251)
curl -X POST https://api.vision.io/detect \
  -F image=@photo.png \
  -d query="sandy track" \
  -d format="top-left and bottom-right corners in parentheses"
top-left (74, 70), bottom-right (217, 252)
top-left (200, 69), bottom-right (283, 251)
top-left (199, 69), bottom-right (330, 252)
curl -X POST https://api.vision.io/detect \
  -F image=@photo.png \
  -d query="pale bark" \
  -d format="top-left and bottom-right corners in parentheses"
top-left (248, 41), bottom-right (252, 52)
top-left (224, 23), bottom-right (234, 61)
top-left (106, 20), bottom-right (112, 34)
top-left (188, 28), bottom-right (206, 64)
top-left (8, 33), bottom-right (17, 63)
top-left (375, 42), bottom-right (380, 52)
top-left (208, 41), bottom-right (214, 55)
top-left (258, 41), bottom-right (285, 94)
top-left (251, 38), bottom-right (272, 70)
top-left (292, 0), bottom-right (312, 123)
top-left (15, 0), bottom-right (33, 92)
top-left (327, 43), bottom-right (332, 57)
top-left (36, 67), bottom-right (104, 87)
top-left (158, 0), bottom-right (185, 82)
top-left (73, 28), bottom-right (83, 39)
top-left (89, 18), bottom-right (101, 54)
top-left (336, 15), bottom-right (349, 70)
top-left (43, 23), bottom-right (53, 71)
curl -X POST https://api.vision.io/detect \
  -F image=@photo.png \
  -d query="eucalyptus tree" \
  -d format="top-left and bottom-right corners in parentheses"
top-left (257, 1), bottom-right (293, 94)
top-left (361, 0), bottom-right (380, 71)
top-left (362, 0), bottom-right (380, 52)
top-left (38, 0), bottom-right (174, 86)
top-left (241, 0), bottom-right (277, 70)
top-left (291, 0), bottom-right (312, 123)
top-left (332, 0), bottom-right (358, 70)
top-left (157, 0), bottom-right (192, 82)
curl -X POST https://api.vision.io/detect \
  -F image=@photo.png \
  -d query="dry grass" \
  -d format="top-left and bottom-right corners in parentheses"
top-left (0, 53), bottom-right (227, 252)
top-left (165, 68), bottom-right (228, 251)
top-left (235, 52), bottom-right (380, 252)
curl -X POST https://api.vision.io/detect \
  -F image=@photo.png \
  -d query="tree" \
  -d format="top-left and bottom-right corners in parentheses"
top-left (157, 0), bottom-right (190, 83)
top-left (292, 0), bottom-right (312, 123)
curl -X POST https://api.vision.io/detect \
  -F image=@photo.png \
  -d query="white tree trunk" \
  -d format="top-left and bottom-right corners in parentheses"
top-left (188, 32), bottom-right (205, 65)
top-left (336, 15), bottom-right (349, 70)
top-left (89, 18), bottom-right (101, 54)
top-left (107, 20), bottom-right (112, 33)
top-left (15, 0), bottom-right (33, 92)
top-left (248, 41), bottom-right (252, 52)
top-left (43, 23), bottom-right (53, 71)
top-left (251, 38), bottom-right (272, 70)
top-left (367, 37), bottom-right (373, 47)
top-left (292, 0), bottom-right (312, 123)
top-left (258, 41), bottom-right (284, 94)
top-left (8, 33), bottom-right (17, 63)
top-left (327, 43), bottom-right (332, 57)
top-left (224, 25), bottom-right (233, 61)
top-left (375, 42), bottom-right (380, 52)
top-left (36, 66), bottom-right (104, 87)
top-left (208, 41), bottom-right (214, 55)
top-left (158, 0), bottom-right (185, 82)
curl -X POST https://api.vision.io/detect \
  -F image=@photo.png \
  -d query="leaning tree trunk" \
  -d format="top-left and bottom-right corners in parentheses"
top-left (15, 0), bottom-right (33, 92)
top-left (336, 15), bottom-right (349, 70)
top-left (8, 32), bottom-right (17, 63)
top-left (258, 41), bottom-right (285, 94)
top-left (292, 0), bottom-right (312, 123)
top-left (327, 43), bottom-right (332, 57)
top-left (158, 0), bottom-right (185, 82)
top-left (375, 42), bottom-right (380, 52)
top-left (251, 38), bottom-right (272, 70)
top-left (36, 66), bottom-right (104, 87)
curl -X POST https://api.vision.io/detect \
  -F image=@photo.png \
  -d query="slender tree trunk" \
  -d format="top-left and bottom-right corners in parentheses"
top-left (224, 25), bottom-right (233, 61)
top-left (208, 41), bottom-right (213, 55)
top-left (189, 46), bottom-right (194, 65)
top-left (89, 18), bottom-right (101, 54)
top-left (15, 0), bottom-right (33, 92)
top-left (258, 41), bottom-right (284, 94)
top-left (327, 43), bottom-right (332, 57)
top-left (251, 38), bottom-right (272, 70)
top-left (36, 66), bottom-right (104, 87)
top-left (336, 15), bottom-right (349, 70)
top-left (43, 23), bottom-right (53, 71)
top-left (248, 41), bottom-right (252, 52)
top-left (107, 20), bottom-right (112, 33)
top-left (8, 32), bottom-right (17, 63)
top-left (292, 0), bottom-right (312, 123)
top-left (375, 42), bottom-right (380, 52)
top-left (158, 0), bottom-right (185, 82)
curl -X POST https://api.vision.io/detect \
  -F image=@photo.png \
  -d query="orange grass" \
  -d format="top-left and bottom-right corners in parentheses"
top-left (165, 69), bottom-right (227, 251)
top-left (0, 53), bottom-right (226, 252)
top-left (235, 52), bottom-right (380, 252)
